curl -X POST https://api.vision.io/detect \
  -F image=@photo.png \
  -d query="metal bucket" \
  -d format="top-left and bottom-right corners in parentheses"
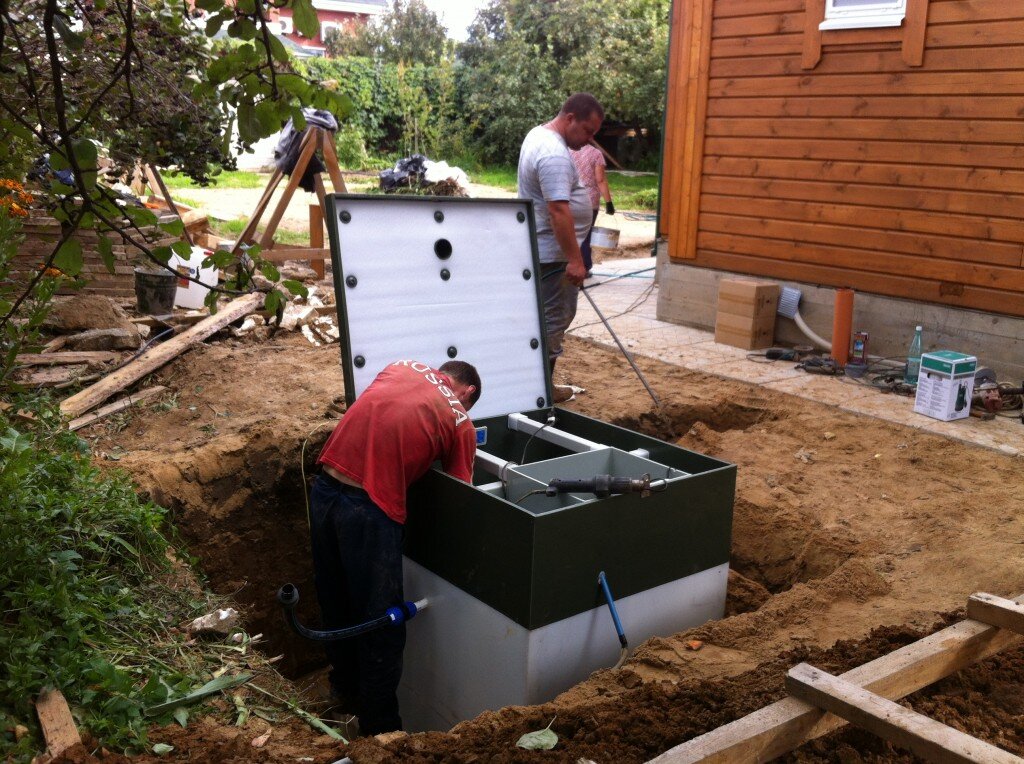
top-left (590, 226), bottom-right (620, 249)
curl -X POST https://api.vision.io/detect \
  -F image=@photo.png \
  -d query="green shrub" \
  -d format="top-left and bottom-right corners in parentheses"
top-left (0, 405), bottom-right (177, 756)
top-left (334, 124), bottom-right (370, 170)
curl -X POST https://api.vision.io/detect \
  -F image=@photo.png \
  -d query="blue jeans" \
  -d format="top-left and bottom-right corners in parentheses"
top-left (309, 473), bottom-right (405, 734)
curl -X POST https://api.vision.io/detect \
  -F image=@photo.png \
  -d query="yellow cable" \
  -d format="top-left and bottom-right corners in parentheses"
top-left (301, 421), bottom-right (334, 530)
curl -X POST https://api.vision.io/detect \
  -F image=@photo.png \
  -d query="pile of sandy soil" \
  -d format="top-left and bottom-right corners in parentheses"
top-left (75, 330), bottom-right (1023, 763)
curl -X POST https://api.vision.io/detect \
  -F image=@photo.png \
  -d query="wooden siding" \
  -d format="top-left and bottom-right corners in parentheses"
top-left (660, 0), bottom-right (1024, 318)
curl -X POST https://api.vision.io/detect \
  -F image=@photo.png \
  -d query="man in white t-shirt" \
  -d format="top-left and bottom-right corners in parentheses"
top-left (517, 93), bottom-right (604, 402)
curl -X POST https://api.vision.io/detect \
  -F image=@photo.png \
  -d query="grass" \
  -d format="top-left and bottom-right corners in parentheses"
top-left (161, 170), bottom-right (267, 190)
top-left (462, 165), bottom-right (659, 211)
top-left (207, 218), bottom-right (310, 247)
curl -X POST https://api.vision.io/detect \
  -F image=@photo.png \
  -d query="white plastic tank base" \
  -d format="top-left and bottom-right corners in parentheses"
top-left (398, 557), bottom-right (729, 732)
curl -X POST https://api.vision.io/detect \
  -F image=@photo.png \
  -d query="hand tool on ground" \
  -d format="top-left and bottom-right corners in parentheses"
top-left (580, 284), bottom-right (662, 407)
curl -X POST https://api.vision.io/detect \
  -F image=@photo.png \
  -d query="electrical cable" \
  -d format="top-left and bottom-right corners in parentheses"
top-left (300, 421), bottom-right (334, 530)
top-left (520, 411), bottom-right (555, 465)
top-left (513, 487), bottom-right (549, 505)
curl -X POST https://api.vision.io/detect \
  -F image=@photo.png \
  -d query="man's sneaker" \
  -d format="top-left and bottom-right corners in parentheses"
top-left (552, 384), bottom-right (574, 403)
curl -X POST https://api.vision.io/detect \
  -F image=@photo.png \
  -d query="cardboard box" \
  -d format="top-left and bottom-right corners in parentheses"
top-left (714, 279), bottom-right (779, 350)
top-left (913, 351), bottom-right (977, 421)
top-left (716, 279), bottom-right (780, 318)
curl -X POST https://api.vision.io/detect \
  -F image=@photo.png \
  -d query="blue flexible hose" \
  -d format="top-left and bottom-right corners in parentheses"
top-left (598, 571), bottom-right (628, 650)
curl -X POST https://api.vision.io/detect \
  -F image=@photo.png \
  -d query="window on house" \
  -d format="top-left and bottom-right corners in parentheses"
top-left (819, 0), bottom-right (906, 31)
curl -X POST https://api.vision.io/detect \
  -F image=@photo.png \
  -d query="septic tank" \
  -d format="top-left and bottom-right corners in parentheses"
top-left (325, 195), bottom-right (735, 731)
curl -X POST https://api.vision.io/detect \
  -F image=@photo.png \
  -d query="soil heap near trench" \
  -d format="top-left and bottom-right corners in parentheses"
top-left (90, 332), bottom-right (1024, 763)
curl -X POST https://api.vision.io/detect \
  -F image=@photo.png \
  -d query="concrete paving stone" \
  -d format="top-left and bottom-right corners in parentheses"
top-left (766, 374), bottom-right (876, 406)
top-left (706, 358), bottom-right (809, 385)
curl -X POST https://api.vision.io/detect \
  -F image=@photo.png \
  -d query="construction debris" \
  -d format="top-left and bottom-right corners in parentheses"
top-left (67, 386), bottom-right (167, 431)
top-left (187, 608), bottom-right (240, 638)
top-left (34, 689), bottom-right (82, 762)
top-left (63, 327), bottom-right (141, 352)
top-left (60, 292), bottom-right (262, 419)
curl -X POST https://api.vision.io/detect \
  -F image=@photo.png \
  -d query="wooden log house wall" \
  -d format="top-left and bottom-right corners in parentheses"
top-left (660, 0), bottom-right (1024, 318)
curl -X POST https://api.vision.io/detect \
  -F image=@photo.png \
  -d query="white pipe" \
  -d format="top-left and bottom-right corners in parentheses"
top-left (794, 309), bottom-right (831, 351)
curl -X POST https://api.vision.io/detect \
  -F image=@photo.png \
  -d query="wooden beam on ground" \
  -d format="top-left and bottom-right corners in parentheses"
top-left (67, 386), bottom-right (167, 431)
top-left (309, 203), bottom-right (325, 279)
top-left (60, 292), bottom-right (261, 419)
top-left (16, 351), bottom-right (121, 366)
top-left (257, 247), bottom-right (331, 262)
top-left (967, 593), bottom-right (1024, 635)
top-left (785, 663), bottom-right (1022, 764)
top-left (647, 593), bottom-right (1024, 764)
top-left (36, 688), bottom-right (81, 760)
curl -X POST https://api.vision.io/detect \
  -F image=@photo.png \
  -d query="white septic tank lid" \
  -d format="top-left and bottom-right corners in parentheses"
top-left (324, 195), bottom-right (552, 420)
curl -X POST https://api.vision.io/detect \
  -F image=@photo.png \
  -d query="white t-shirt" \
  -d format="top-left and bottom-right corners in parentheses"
top-left (517, 125), bottom-right (593, 263)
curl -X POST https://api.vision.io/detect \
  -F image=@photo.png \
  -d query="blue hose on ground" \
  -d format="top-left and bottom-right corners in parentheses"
top-left (277, 583), bottom-right (426, 641)
top-left (598, 571), bottom-right (629, 669)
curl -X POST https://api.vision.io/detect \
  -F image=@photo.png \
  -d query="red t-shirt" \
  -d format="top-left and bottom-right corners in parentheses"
top-left (317, 360), bottom-right (477, 524)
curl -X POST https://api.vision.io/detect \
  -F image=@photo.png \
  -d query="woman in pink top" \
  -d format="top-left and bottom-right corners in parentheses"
top-left (570, 142), bottom-right (614, 276)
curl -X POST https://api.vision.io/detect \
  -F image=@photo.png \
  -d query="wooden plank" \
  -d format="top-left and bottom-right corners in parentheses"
top-left (232, 167), bottom-right (285, 253)
top-left (700, 193), bottom-right (1024, 244)
top-left (929, 2), bottom-right (1024, 25)
top-left (714, 0), bottom-right (803, 19)
top-left (713, 43), bottom-right (1024, 78)
top-left (35, 688), bottom-right (81, 759)
top-left (927, 19), bottom-right (1024, 48)
top-left (709, 70), bottom-right (1024, 98)
top-left (697, 229), bottom-right (1024, 291)
top-left (713, 32), bottom-right (803, 61)
top-left (902, 0), bottom-right (931, 66)
top-left (67, 386), bottom-right (167, 431)
top-left (785, 663), bottom-right (1022, 764)
top-left (966, 592), bottom-right (1024, 635)
top-left (319, 129), bottom-right (348, 194)
top-left (713, 11), bottom-right (804, 39)
top-left (309, 203), bottom-right (325, 280)
top-left (689, 248), bottom-right (1024, 317)
top-left (257, 247), bottom-right (330, 262)
top-left (705, 116), bottom-right (1024, 145)
top-left (16, 351), bottom-right (121, 366)
top-left (259, 130), bottom-right (320, 250)
top-left (801, 0), bottom-right (824, 69)
top-left (698, 212), bottom-right (1023, 269)
top-left (703, 155), bottom-right (1024, 196)
top-left (703, 136), bottom-right (1024, 173)
top-left (60, 292), bottom-right (261, 418)
top-left (700, 173), bottom-right (1024, 222)
top-left (659, 0), bottom-right (688, 237)
top-left (647, 595), bottom-right (1024, 763)
top-left (667, 0), bottom-right (714, 261)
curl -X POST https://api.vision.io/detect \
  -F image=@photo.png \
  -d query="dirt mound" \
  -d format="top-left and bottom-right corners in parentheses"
top-left (88, 333), bottom-right (1024, 762)
top-left (44, 293), bottom-right (139, 336)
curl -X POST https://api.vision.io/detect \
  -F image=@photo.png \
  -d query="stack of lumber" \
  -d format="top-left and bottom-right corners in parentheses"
top-left (11, 214), bottom-right (179, 298)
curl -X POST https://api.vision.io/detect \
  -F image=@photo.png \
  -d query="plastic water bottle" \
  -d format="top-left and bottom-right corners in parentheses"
top-left (904, 325), bottom-right (923, 385)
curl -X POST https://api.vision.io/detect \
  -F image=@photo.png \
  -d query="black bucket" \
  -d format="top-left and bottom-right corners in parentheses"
top-left (134, 267), bottom-right (177, 316)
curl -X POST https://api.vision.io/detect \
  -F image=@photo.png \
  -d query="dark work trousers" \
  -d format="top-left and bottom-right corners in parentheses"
top-left (309, 473), bottom-right (405, 735)
top-left (579, 208), bottom-right (599, 272)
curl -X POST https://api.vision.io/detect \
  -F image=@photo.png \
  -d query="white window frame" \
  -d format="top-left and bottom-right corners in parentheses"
top-left (819, 0), bottom-right (906, 31)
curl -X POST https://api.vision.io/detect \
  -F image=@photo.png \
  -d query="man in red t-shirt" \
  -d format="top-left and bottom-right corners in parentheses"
top-left (310, 359), bottom-right (481, 735)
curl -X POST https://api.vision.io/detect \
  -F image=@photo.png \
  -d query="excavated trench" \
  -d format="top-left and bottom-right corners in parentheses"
top-left (140, 396), bottom-right (872, 684)
top-left (614, 399), bottom-right (859, 597)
